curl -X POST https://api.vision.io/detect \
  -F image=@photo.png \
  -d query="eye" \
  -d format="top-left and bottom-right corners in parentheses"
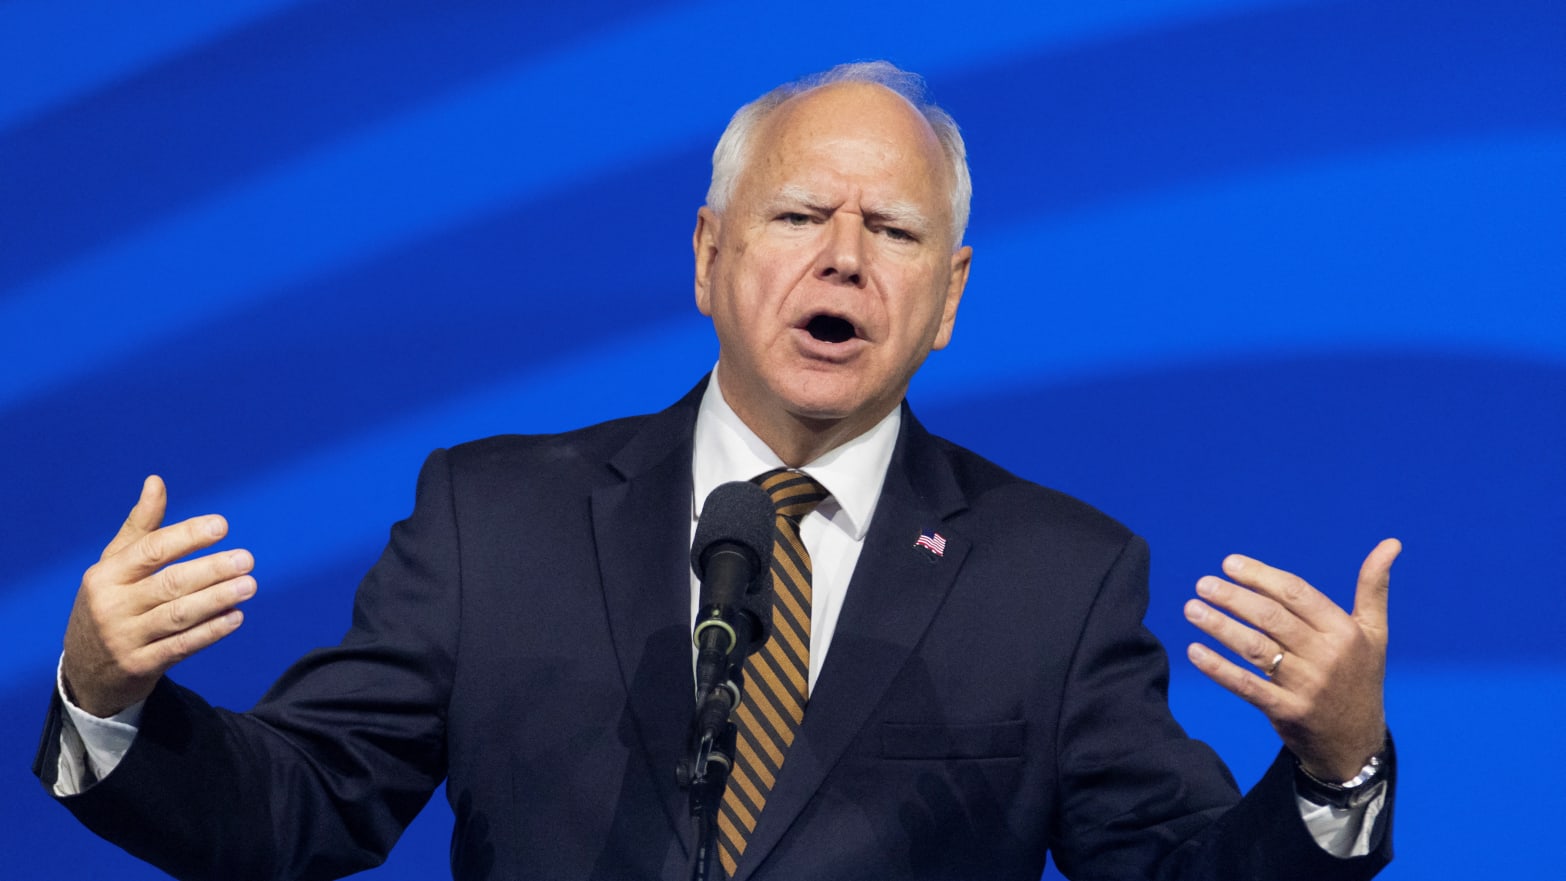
top-left (878, 225), bottom-right (916, 243)
top-left (778, 212), bottom-right (813, 227)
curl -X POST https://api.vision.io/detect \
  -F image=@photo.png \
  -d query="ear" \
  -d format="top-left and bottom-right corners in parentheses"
top-left (693, 206), bottom-right (721, 316)
top-left (931, 244), bottom-right (972, 350)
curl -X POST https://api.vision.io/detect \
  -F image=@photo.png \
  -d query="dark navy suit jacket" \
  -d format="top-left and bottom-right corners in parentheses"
top-left (37, 379), bottom-right (1392, 880)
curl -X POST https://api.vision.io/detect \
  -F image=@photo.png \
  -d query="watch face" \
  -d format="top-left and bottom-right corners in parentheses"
top-left (1344, 754), bottom-right (1384, 788)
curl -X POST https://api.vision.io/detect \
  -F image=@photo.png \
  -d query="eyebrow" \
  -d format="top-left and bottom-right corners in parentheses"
top-left (771, 184), bottom-right (934, 235)
top-left (866, 201), bottom-right (932, 234)
top-left (770, 184), bottom-right (828, 212)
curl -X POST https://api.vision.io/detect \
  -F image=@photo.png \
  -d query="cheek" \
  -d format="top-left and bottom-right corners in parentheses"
top-left (730, 259), bottom-right (803, 319)
top-left (883, 266), bottom-right (954, 329)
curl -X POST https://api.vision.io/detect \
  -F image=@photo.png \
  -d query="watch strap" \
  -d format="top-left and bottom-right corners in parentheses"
top-left (1295, 745), bottom-right (1389, 809)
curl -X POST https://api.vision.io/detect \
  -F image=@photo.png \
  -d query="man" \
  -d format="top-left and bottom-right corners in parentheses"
top-left (39, 62), bottom-right (1396, 880)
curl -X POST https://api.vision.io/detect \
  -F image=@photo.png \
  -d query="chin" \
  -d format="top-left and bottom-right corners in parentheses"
top-left (780, 390), bottom-right (887, 430)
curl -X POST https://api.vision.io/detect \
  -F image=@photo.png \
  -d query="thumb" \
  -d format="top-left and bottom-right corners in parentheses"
top-left (1351, 537), bottom-right (1401, 638)
top-left (101, 475), bottom-right (168, 560)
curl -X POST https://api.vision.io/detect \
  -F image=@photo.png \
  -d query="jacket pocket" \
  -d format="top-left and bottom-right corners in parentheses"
top-left (879, 720), bottom-right (1026, 760)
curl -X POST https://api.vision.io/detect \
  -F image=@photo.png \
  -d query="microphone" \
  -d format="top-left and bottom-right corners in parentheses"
top-left (690, 480), bottom-right (776, 699)
top-left (685, 481), bottom-right (776, 783)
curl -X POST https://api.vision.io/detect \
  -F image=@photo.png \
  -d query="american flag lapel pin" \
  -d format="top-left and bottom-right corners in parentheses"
top-left (914, 529), bottom-right (947, 558)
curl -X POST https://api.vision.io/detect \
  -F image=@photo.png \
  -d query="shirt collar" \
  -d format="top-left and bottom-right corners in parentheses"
top-left (692, 366), bottom-right (900, 541)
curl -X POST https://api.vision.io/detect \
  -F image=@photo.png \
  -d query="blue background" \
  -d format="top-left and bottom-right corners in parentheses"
top-left (3, 1), bottom-right (1562, 878)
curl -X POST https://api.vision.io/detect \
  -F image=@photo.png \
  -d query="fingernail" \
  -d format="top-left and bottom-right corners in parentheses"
top-left (231, 576), bottom-right (255, 600)
top-left (207, 517), bottom-right (226, 537)
top-left (1196, 577), bottom-right (1217, 598)
top-left (1184, 600), bottom-right (1207, 622)
top-left (229, 550), bottom-right (252, 572)
top-left (1224, 555), bottom-right (1246, 574)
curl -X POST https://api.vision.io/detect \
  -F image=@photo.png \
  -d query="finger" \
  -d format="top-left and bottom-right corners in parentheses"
top-left (101, 475), bottom-right (168, 560)
top-left (1351, 538), bottom-right (1401, 637)
top-left (97, 514), bottom-right (229, 585)
top-left (1192, 575), bottom-right (1312, 651)
top-left (137, 572), bottom-right (257, 642)
top-left (1184, 596), bottom-right (1288, 672)
top-left (1220, 554), bottom-right (1340, 632)
top-left (1185, 642), bottom-right (1291, 717)
top-left (128, 549), bottom-right (254, 617)
top-left (132, 607), bottom-right (248, 677)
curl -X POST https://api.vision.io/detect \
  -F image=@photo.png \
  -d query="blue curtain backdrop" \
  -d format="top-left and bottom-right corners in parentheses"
top-left (3, 1), bottom-right (1562, 878)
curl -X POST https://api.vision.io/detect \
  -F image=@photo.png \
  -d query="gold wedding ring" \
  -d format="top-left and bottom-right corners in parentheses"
top-left (1265, 651), bottom-right (1285, 679)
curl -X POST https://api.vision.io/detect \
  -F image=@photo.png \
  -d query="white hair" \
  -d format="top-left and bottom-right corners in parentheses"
top-left (705, 61), bottom-right (972, 245)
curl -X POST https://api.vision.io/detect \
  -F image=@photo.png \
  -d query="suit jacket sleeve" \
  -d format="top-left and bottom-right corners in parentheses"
top-left (34, 448), bottom-right (464, 881)
top-left (1048, 534), bottom-right (1393, 881)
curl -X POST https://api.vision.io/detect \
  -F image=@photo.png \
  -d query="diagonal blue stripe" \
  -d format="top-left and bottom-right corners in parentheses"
top-left (0, 0), bottom-right (307, 130)
top-left (0, 0), bottom-right (688, 294)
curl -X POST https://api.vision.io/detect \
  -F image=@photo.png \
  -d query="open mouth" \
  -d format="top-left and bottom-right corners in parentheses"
top-left (805, 314), bottom-right (857, 344)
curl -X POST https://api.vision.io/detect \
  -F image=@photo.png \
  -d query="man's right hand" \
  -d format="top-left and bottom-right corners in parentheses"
top-left (61, 476), bottom-right (256, 718)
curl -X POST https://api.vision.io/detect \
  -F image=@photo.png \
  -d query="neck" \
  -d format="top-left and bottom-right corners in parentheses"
top-left (758, 413), bottom-right (875, 468)
top-left (709, 362), bottom-right (904, 467)
top-left (722, 394), bottom-right (893, 468)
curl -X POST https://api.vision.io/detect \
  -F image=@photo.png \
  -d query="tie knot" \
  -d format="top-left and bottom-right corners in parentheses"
top-left (753, 468), bottom-right (829, 520)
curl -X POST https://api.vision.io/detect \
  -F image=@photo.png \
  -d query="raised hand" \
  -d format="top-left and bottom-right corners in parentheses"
top-left (61, 476), bottom-right (256, 718)
top-left (1183, 539), bottom-right (1400, 781)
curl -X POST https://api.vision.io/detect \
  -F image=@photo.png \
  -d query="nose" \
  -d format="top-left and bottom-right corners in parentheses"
top-left (814, 216), bottom-right (865, 287)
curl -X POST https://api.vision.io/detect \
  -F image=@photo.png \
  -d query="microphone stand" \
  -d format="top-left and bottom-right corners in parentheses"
top-left (681, 600), bottom-right (761, 881)
top-left (679, 712), bottom-right (733, 880)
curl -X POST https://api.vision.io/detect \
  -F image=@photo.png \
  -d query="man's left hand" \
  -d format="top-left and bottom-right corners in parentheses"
top-left (1183, 539), bottom-right (1401, 781)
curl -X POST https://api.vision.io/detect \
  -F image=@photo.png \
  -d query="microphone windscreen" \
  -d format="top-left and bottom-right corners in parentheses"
top-left (691, 480), bottom-right (776, 578)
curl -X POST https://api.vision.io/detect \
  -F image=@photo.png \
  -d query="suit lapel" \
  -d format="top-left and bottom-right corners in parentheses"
top-left (730, 409), bottom-right (971, 881)
top-left (591, 381), bottom-right (708, 858)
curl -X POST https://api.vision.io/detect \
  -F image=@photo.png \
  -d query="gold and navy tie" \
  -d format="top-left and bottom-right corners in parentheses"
top-left (716, 468), bottom-right (829, 877)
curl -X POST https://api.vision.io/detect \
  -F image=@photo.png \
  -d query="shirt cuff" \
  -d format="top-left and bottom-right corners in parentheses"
top-left (53, 654), bottom-right (144, 796)
top-left (1296, 781), bottom-right (1388, 857)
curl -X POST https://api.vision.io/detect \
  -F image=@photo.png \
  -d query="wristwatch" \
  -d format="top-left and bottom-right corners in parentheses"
top-left (1295, 745), bottom-right (1389, 809)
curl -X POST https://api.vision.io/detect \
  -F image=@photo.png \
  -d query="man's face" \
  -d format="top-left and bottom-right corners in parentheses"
top-left (694, 82), bottom-right (972, 451)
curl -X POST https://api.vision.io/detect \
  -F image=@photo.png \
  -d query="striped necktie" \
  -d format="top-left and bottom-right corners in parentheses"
top-left (716, 468), bottom-right (829, 877)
